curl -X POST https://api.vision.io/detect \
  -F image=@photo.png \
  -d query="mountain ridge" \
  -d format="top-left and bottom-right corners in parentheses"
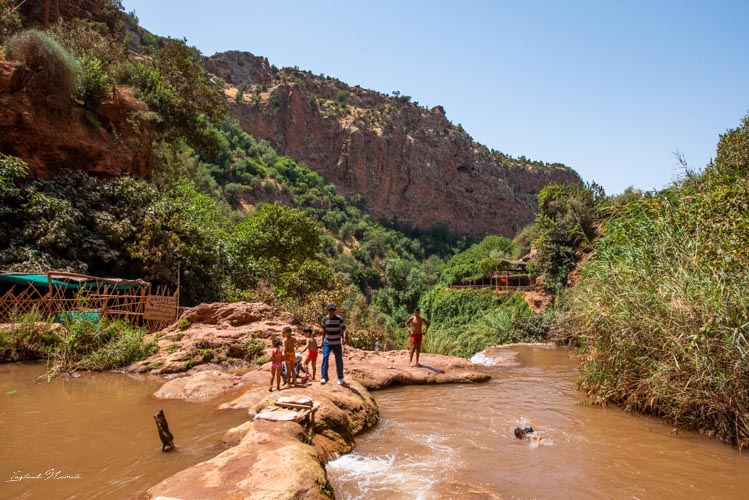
top-left (206, 50), bottom-right (581, 237)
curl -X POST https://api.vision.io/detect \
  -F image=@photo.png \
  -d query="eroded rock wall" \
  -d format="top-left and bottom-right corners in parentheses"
top-left (207, 51), bottom-right (582, 237)
top-left (0, 61), bottom-right (153, 178)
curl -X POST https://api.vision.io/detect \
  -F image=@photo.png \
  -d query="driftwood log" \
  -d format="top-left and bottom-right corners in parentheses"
top-left (154, 409), bottom-right (175, 452)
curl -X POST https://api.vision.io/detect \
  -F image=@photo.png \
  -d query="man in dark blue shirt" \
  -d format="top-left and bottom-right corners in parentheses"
top-left (321, 303), bottom-right (347, 385)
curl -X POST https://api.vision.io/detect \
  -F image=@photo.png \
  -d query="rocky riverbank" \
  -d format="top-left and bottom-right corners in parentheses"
top-left (136, 301), bottom-right (490, 498)
top-left (143, 351), bottom-right (489, 498)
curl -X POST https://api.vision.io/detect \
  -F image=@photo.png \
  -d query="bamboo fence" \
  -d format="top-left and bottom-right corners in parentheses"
top-left (0, 272), bottom-right (178, 332)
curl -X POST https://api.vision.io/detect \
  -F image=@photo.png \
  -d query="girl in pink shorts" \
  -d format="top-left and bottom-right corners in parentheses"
top-left (269, 337), bottom-right (283, 391)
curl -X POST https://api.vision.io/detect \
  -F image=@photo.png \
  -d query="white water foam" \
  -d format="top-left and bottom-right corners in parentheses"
top-left (327, 452), bottom-right (438, 500)
top-left (422, 433), bottom-right (454, 456)
top-left (470, 350), bottom-right (496, 366)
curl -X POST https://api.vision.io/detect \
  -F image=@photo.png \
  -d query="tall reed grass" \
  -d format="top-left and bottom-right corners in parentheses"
top-left (562, 186), bottom-right (749, 446)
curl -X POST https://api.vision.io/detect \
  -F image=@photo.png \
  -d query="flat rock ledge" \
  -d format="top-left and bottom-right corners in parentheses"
top-left (151, 349), bottom-right (490, 403)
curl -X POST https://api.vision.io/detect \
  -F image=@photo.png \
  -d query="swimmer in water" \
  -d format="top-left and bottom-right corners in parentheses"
top-left (514, 426), bottom-right (543, 443)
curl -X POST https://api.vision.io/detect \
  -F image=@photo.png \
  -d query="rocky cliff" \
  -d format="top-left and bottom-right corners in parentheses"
top-left (17, 0), bottom-right (114, 27)
top-left (207, 51), bottom-right (581, 237)
top-left (0, 60), bottom-right (153, 179)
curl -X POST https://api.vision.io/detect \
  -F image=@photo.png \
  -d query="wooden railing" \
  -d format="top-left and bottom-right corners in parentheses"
top-left (451, 284), bottom-right (535, 292)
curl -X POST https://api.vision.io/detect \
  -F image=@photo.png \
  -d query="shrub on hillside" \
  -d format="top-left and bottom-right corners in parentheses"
top-left (4, 30), bottom-right (79, 106)
top-left (0, 0), bottom-right (22, 44)
top-left (49, 19), bottom-right (125, 68)
top-left (533, 182), bottom-right (602, 293)
top-left (118, 38), bottom-right (228, 160)
top-left (76, 56), bottom-right (113, 108)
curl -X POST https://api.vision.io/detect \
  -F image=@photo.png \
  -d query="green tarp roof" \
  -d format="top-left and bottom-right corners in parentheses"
top-left (0, 272), bottom-right (149, 290)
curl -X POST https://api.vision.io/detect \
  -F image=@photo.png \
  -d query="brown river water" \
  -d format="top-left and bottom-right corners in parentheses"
top-left (328, 345), bottom-right (749, 499)
top-left (0, 363), bottom-right (247, 500)
top-left (2, 346), bottom-right (748, 499)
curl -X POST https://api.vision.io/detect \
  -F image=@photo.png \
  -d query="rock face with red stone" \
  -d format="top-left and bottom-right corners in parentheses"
top-left (0, 60), bottom-right (153, 179)
top-left (206, 51), bottom-right (582, 237)
top-left (17, 0), bottom-right (112, 26)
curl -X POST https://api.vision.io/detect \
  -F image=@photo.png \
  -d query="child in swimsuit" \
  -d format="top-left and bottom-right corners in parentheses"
top-left (405, 307), bottom-right (429, 367)
top-left (299, 327), bottom-right (318, 381)
top-left (282, 326), bottom-right (299, 386)
top-left (269, 337), bottom-right (283, 392)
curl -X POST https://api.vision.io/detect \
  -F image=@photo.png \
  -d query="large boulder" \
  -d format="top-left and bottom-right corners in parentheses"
top-left (145, 420), bottom-right (330, 500)
top-left (127, 302), bottom-right (297, 374)
top-left (145, 379), bottom-right (380, 499)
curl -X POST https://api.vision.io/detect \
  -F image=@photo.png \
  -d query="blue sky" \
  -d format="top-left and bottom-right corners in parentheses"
top-left (121, 0), bottom-right (748, 195)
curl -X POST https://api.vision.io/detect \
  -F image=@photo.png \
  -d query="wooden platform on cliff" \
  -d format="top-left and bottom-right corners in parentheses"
top-left (451, 258), bottom-right (536, 293)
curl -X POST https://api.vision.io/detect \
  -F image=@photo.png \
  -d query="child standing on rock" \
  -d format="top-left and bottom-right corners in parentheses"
top-left (269, 338), bottom-right (283, 392)
top-left (282, 326), bottom-right (299, 387)
top-left (299, 327), bottom-right (318, 381)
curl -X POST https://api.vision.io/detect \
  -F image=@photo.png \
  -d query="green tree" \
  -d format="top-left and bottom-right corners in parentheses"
top-left (129, 180), bottom-right (227, 305)
top-left (228, 203), bottom-right (327, 297)
top-left (534, 182), bottom-right (599, 292)
top-left (121, 38), bottom-right (228, 160)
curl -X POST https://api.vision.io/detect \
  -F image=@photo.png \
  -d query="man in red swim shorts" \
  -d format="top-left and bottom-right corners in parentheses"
top-left (405, 307), bottom-right (429, 367)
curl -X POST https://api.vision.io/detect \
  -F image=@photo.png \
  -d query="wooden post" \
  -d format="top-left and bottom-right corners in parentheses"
top-left (43, 0), bottom-right (50, 28)
top-left (153, 409), bottom-right (175, 452)
top-left (176, 261), bottom-right (180, 315)
top-left (45, 272), bottom-right (53, 318)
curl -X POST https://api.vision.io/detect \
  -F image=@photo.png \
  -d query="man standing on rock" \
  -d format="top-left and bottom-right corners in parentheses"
top-left (321, 303), bottom-right (347, 385)
top-left (406, 307), bottom-right (429, 367)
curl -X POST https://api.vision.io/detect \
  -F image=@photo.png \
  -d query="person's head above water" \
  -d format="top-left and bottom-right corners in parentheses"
top-left (514, 426), bottom-right (534, 439)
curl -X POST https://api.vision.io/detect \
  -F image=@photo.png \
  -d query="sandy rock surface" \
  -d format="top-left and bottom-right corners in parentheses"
top-left (130, 302), bottom-right (491, 391)
top-left (153, 369), bottom-right (247, 401)
top-left (127, 302), bottom-right (297, 374)
top-left (146, 420), bottom-right (330, 500)
top-left (145, 379), bottom-right (379, 499)
top-left (151, 348), bottom-right (490, 404)
top-left (345, 349), bottom-right (491, 389)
